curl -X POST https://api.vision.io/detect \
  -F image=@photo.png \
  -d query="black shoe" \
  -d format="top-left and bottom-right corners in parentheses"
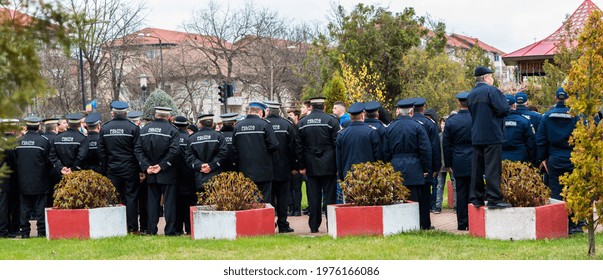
top-left (293, 210), bottom-right (302, 216)
top-left (472, 201), bottom-right (485, 208)
top-left (421, 226), bottom-right (435, 230)
top-left (310, 229), bottom-right (319, 233)
top-left (278, 227), bottom-right (295, 233)
top-left (302, 209), bottom-right (310, 215)
top-left (488, 202), bottom-right (512, 209)
top-left (457, 226), bottom-right (468, 231)
top-left (569, 226), bottom-right (584, 235)
top-left (21, 234), bottom-right (30, 239)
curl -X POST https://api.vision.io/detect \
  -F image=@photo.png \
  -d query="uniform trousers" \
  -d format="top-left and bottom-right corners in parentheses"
top-left (306, 175), bottom-right (337, 231)
top-left (19, 194), bottom-right (47, 237)
top-left (407, 185), bottom-right (427, 228)
top-left (255, 181), bottom-right (272, 204)
top-left (547, 159), bottom-right (579, 231)
top-left (148, 183), bottom-right (177, 235)
top-left (175, 193), bottom-right (196, 235)
top-left (470, 144), bottom-right (504, 205)
top-left (271, 179), bottom-right (291, 230)
top-left (288, 173), bottom-right (303, 213)
top-left (108, 174), bottom-right (139, 232)
top-left (1, 188), bottom-right (20, 236)
top-left (138, 179), bottom-right (148, 232)
top-left (0, 190), bottom-right (9, 237)
top-left (454, 176), bottom-right (470, 230)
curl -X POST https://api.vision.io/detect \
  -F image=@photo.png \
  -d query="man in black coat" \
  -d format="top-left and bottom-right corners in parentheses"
top-left (219, 113), bottom-right (239, 172)
top-left (98, 102), bottom-right (142, 233)
top-left (15, 117), bottom-right (51, 238)
top-left (82, 112), bottom-right (103, 174)
top-left (467, 66), bottom-right (511, 209)
top-left (41, 117), bottom-right (62, 207)
top-left (186, 114), bottom-right (228, 191)
top-left (127, 110), bottom-right (148, 234)
top-left (1, 119), bottom-right (21, 238)
top-left (443, 92), bottom-right (473, 230)
top-left (173, 116), bottom-right (196, 235)
top-left (295, 96), bottom-right (340, 233)
top-left (135, 106), bottom-right (180, 236)
top-left (265, 101), bottom-right (296, 233)
top-left (233, 102), bottom-right (279, 203)
top-left (48, 113), bottom-right (89, 177)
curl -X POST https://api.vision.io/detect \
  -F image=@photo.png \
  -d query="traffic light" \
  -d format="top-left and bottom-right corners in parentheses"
top-left (226, 83), bottom-right (234, 97)
top-left (218, 82), bottom-right (226, 104)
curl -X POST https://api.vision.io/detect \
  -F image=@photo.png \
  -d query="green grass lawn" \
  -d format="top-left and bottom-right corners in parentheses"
top-left (1, 231), bottom-right (602, 260)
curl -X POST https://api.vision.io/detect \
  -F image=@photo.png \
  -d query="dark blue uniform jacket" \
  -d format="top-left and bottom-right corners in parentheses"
top-left (536, 102), bottom-right (577, 170)
top-left (186, 127), bottom-right (228, 190)
top-left (135, 118), bottom-right (180, 184)
top-left (502, 110), bottom-right (536, 164)
top-left (442, 110), bottom-right (473, 178)
top-left (336, 121), bottom-right (382, 180)
top-left (467, 82), bottom-right (510, 145)
top-left (233, 114), bottom-right (279, 183)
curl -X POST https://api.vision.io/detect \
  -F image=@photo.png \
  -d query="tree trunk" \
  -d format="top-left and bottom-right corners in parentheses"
top-left (588, 211), bottom-right (595, 258)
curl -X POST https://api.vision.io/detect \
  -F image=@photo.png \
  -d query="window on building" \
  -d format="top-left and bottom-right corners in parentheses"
top-left (494, 54), bottom-right (500, 62)
top-left (146, 49), bottom-right (158, 59)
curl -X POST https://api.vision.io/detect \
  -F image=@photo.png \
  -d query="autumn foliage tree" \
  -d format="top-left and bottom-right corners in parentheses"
top-left (560, 10), bottom-right (603, 258)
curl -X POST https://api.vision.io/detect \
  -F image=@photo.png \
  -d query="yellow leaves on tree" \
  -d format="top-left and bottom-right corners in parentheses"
top-left (340, 54), bottom-right (386, 104)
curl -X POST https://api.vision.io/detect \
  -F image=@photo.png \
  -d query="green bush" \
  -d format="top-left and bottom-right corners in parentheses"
top-left (142, 89), bottom-right (181, 120)
top-left (53, 170), bottom-right (119, 209)
top-left (197, 172), bottom-right (263, 211)
top-left (341, 161), bottom-right (410, 206)
top-left (501, 160), bottom-right (550, 207)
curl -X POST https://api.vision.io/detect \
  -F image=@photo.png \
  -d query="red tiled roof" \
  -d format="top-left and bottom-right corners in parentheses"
top-left (0, 7), bottom-right (34, 26)
top-left (504, 0), bottom-right (600, 60)
top-left (450, 33), bottom-right (506, 54)
top-left (125, 27), bottom-right (233, 49)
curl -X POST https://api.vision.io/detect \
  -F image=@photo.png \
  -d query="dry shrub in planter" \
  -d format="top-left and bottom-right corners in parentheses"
top-left (341, 161), bottom-right (410, 206)
top-left (500, 160), bottom-right (550, 207)
top-left (53, 170), bottom-right (119, 209)
top-left (197, 171), bottom-right (263, 211)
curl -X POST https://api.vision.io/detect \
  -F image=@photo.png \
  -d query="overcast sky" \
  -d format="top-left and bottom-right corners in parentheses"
top-left (142, 0), bottom-right (594, 53)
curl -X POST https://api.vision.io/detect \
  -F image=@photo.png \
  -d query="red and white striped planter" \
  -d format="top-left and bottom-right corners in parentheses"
top-left (45, 205), bottom-right (127, 240)
top-left (327, 202), bottom-right (420, 238)
top-left (190, 204), bottom-right (275, 240)
top-left (468, 199), bottom-right (568, 240)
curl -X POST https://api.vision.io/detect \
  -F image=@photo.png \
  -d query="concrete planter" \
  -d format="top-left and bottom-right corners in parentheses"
top-left (190, 204), bottom-right (275, 240)
top-left (468, 198), bottom-right (568, 240)
top-left (45, 205), bottom-right (127, 240)
top-left (327, 202), bottom-right (420, 238)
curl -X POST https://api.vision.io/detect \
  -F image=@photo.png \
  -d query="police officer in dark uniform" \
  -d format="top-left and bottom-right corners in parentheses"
top-left (41, 117), bottom-right (62, 206)
top-left (127, 110), bottom-right (147, 233)
top-left (98, 102), bottom-right (141, 233)
top-left (295, 97), bottom-right (340, 233)
top-left (467, 66), bottom-right (511, 209)
top-left (383, 99), bottom-right (432, 229)
top-left (49, 113), bottom-right (89, 177)
top-left (514, 92), bottom-right (542, 133)
top-left (265, 100), bottom-right (296, 233)
top-left (15, 117), bottom-right (50, 238)
top-left (187, 113), bottom-right (228, 191)
top-left (536, 87), bottom-right (580, 234)
top-left (502, 94), bottom-right (536, 164)
top-left (443, 92), bottom-right (473, 231)
top-left (135, 106), bottom-right (180, 236)
top-left (233, 102), bottom-right (279, 203)
top-left (1, 119), bottom-right (21, 238)
top-left (364, 101), bottom-right (387, 157)
top-left (82, 112), bottom-right (103, 173)
top-left (173, 116), bottom-right (196, 235)
top-left (411, 97), bottom-right (440, 229)
top-left (336, 102), bottom-right (382, 182)
top-left (219, 112), bottom-right (239, 172)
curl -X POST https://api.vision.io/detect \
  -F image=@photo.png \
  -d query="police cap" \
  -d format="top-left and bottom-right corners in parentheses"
top-left (364, 101), bottom-right (381, 112)
top-left (249, 101), bottom-right (267, 110)
top-left (309, 96), bottom-right (326, 104)
top-left (173, 115), bottom-right (188, 126)
top-left (65, 113), bottom-right (84, 124)
top-left (84, 112), bottom-right (101, 125)
top-left (515, 92), bottom-right (528, 104)
top-left (23, 116), bottom-right (41, 126)
top-left (412, 97), bottom-right (427, 107)
top-left (424, 108), bottom-right (438, 120)
top-left (197, 113), bottom-right (214, 121)
top-left (127, 111), bottom-right (143, 121)
top-left (263, 100), bottom-right (281, 109)
top-left (42, 116), bottom-right (60, 124)
top-left (455, 92), bottom-right (470, 100)
top-left (556, 87), bottom-right (568, 100)
top-left (505, 94), bottom-right (516, 105)
top-left (154, 106), bottom-right (173, 115)
top-left (220, 112), bottom-right (239, 122)
top-left (474, 66), bottom-right (494, 77)
top-left (111, 101), bottom-right (129, 111)
top-left (397, 98), bottom-right (415, 108)
top-left (347, 102), bottom-right (365, 115)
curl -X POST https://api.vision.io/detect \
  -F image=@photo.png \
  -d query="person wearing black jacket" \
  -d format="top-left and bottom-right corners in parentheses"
top-left (82, 112), bottom-right (103, 174)
top-left (233, 102), bottom-right (279, 204)
top-left (1, 119), bottom-right (21, 238)
top-left (265, 101), bottom-right (295, 233)
top-left (173, 116), bottom-right (196, 235)
top-left (186, 114), bottom-right (228, 191)
top-left (295, 97), bottom-right (340, 233)
top-left (49, 113), bottom-right (89, 177)
top-left (219, 113), bottom-right (239, 172)
top-left (126, 110), bottom-right (148, 234)
top-left (15, 117), bottom-right (50, 238)
top-left (98, 101), bottom-right (142, 233)
top-left (41, 117), bottom-right (62, 207)
top-left (135, 106), bottom-right (179, 236)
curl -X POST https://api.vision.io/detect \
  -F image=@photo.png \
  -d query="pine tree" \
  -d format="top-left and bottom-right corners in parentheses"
top-left (142, 89), bottom-right (181, 120)
top-left (559, 10), bottom-right (603, 258)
